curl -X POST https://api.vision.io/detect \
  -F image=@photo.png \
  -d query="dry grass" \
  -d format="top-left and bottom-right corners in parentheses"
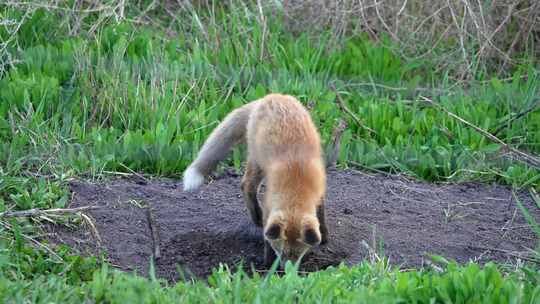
top-left (1, 0), bottom-right (539, 80)
top-left (283, 0), bottom-right (540, 79)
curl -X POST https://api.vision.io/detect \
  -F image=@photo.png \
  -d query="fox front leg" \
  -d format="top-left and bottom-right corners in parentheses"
top-left (317, 203), bottom-right (329, 245)
top-left (264, 240), bottom-right (278, 267)
top-left (241, 161), bottom-right (264, 227)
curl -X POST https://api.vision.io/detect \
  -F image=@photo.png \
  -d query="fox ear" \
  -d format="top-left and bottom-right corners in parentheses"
top-left (265, 210), bottom-right (285, 240)
top-left (303, 227), bottom-right (321, 246)
top-left (265, 223), bottom-right (282, 240)
top-left (301, 215), bottom-right (321, 246)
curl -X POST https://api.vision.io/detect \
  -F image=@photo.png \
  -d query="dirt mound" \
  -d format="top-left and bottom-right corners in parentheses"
top-left (48, 169), bottom-right (540, 282)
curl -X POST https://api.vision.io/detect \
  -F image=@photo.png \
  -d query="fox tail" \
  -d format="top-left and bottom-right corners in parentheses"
top-left (183, 103), bottom-right (254, 191)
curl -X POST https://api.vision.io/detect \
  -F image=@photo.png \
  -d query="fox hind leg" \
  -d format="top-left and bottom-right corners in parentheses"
top-left (241, 161), bottom-right (264, 227)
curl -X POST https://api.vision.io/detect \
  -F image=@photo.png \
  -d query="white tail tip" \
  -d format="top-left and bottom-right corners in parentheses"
top-left (183, 166), bottom-right (204, 191)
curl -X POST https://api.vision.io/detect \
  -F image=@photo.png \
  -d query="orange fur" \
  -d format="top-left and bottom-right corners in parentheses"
top-left (183, 93), bottom-right (328, 267)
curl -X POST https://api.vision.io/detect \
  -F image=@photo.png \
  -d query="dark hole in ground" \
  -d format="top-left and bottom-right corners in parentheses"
top-left (48, 169), bottom-right (540, 282)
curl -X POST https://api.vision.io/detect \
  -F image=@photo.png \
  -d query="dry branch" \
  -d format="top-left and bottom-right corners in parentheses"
top-left (420, 96), bottom-right (540, 170)
top-left (284, 0), bottom-right (539, 78)
top-left (331, 85), bottom-right (377, 135)
top-left (0, 206), bottom-right (98, 218)
top-left (493, 99), bottom-right (540, 136)
top-left (81, 213), bottom-right (102, 247)
top-left (118, 162), bottom-right (149, 184)
top-left (254, 268), bottom-right (310, 275)
top-left (468, 244), bottom-right (539, 264)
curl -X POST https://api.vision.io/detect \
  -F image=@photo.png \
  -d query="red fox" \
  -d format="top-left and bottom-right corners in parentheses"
top-left (183, 94), bottom-right (328, 267)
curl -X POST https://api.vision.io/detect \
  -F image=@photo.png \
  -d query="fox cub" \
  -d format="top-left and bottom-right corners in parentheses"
top-left (183, 94), bottom-right (328, 267)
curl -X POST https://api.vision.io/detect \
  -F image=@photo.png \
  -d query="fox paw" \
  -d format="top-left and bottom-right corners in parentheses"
top-left (183, 167), bottom-right (204, 191)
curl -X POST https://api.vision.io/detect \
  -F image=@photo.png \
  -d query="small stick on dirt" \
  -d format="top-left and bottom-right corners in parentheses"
top-left (146, 206), bottom-right (161, 259)
top-left (331, 85), bottom-right (377, 135)
top-left (492, 99), bottom-right (540, 136)
top-left (0, 206), bottom-right (98, 218)
top-left (81, 213), bottom-right (102, 247)
top-left (420, 96), bottom-right (540, 170)
top-left (468, 245), bottom-right (539, 264)
top-left (254, 269), bottom-right (310, 275)
top-left (327, 119), bottom-right (348, 168)
top-left (118, 163), bottom-right (149, 185)
top-left (501, 208), bottom-right (518, 239)
top-left (347, 160), bottom-right (387, 176)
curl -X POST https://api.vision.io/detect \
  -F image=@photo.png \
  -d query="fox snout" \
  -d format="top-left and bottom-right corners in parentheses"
top-left (264, 211), bottom-right (323, 268)
top-left (278, 249), bottom-right (309, 268)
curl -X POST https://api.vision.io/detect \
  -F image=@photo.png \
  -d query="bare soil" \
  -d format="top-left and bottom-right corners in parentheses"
top-left (48, 169), bottom-right (540, 282)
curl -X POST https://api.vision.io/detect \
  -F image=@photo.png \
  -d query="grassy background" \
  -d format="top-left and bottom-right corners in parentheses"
top-left (1, 1), bottom-right (540, 302)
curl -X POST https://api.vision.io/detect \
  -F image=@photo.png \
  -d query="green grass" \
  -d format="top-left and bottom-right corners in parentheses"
top-left (2, 261), bottom-right (540, 303)
top-left (1, 1), bottom-right (540, 302)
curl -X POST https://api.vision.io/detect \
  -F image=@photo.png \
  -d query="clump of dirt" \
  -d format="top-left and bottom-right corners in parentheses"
top-left (48, 169), bottom-right (540, 282)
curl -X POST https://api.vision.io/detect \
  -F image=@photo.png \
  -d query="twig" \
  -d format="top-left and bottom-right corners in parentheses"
top-left (357, 0), bottom-right (378, 42)
top-left (374, 0), bottom-right (400, 42)
top-left (118, 163), bottom-right (149, 184)
top-left (420, 96), bottom-right (540, 170)
top-left (0, 206), bottom-right (98, 218)
top-left (81, 213), bottom-right (102, 247)
top-left (493, 100), bottom-right (540, 136)
top-left (327, 119), bottom-right (348, 168)
top-left (474, 2), bottom-right (516, 73)
top-left (254, 269), bottom-right (310, 275)
top-left (347, 160), bottom-right (389, 176)
top-left (331, 85), bottom-right (377, 135)
top-left (146, 205), bottom-right (161, 259)
top-left (468, 245), bottom-right (539, 264)
top-left (257, 0), bottom-right (267, 61)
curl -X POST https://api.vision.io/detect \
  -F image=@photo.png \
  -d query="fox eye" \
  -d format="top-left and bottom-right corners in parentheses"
top-left (303, 227), bottom-right (321, 246)
top-left (265, 223), bottom-right (281, 240)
